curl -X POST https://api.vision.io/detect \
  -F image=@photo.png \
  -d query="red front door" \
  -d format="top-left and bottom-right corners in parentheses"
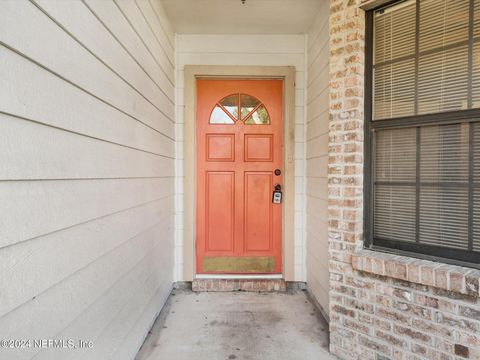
top-left (196, 79), bottom-right (283, 274)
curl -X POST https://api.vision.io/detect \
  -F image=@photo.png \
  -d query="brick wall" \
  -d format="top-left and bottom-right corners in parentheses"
top-left (327, 1), bottom-right (480, 359)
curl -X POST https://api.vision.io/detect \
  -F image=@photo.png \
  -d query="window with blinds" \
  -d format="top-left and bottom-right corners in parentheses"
top-left (373, 0), bottom-right (480, 120)
top-left (367, 0), bottom-right (480, 266)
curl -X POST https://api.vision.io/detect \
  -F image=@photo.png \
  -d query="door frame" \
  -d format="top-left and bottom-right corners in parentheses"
top-left (183, 65), bottom-right (296, 281)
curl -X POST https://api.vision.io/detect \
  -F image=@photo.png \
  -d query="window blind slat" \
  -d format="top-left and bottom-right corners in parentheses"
top-left (420, 124), bottom-right (469, 182)
top-left (472, 43), bottom-right (480, 107)
top-left (374, 185), bottom-right (417, 243)
top-left (418, 46), bottom-right (469, 114)
top-left (419, 187), bottom-right (469, 250)
top-left (473, 0), bottom-right (480, 39)
top-left (374, 128), bottom-right (417, 243)
top-left (376, 128), bottom-right (417, 182)
top-left (473, 122), bottom-right (480, 180)
top-left (374, 59), bottom-right (416, 119)
top-left (419, 0), bottom-right (470, 52)
top-left (472, 123), bottom-right (480, 252)
top-left (374, 124), bottom-right (472, 249)
top-left (473, 190), bottom-right (480, 251)
top-left (374, 0), bottom-right (416, 64)
top-left (373, 0), bottom-right (479, 120)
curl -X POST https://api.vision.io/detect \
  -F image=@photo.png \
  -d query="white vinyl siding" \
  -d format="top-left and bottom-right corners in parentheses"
top-left (305, 3), bottom-right (330, 317)
top-left (0, 1), bottom-right (175, 359)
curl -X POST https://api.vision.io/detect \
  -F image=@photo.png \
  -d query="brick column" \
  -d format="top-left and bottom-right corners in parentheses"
top-left (328, 0), bottom-right (367, 358)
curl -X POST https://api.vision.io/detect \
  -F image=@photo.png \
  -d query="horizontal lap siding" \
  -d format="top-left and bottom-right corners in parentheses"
top-left (176, 34), bottom-right (307, 281)
top-left (0, 1), bottom-right (175, 359)
top-left (306, 4), bottom-right (330, 317)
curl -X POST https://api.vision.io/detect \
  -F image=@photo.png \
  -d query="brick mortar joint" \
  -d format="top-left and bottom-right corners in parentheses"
top-left (352, 249), bottom-right (480, 298)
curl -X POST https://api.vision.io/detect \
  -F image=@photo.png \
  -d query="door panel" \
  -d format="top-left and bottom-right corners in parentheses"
top-left (206, 134), bottom-right (235, 161)
top-left (244, 172), bottom-right (273, 252)
top-left (196, 79), bottom-right (283, 274)
top-left (244, 134), bottom-right (274, 162)
top-left (206, 172), bottom-right (235, 252)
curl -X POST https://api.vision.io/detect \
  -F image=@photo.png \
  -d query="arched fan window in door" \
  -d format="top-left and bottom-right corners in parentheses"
top-left (209, 93), bottom-right (270, 125)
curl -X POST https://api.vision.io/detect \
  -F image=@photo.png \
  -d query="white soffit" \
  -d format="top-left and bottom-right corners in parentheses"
top-left (160, 0), bottom-right (325, 34)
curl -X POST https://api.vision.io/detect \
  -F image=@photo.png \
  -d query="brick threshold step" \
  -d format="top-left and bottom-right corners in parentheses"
top-left (192, 278), bottom-right (287, 292)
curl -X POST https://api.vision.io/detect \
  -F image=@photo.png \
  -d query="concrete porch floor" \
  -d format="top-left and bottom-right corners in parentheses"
top-left (135, 288), bottom-right (334, 360)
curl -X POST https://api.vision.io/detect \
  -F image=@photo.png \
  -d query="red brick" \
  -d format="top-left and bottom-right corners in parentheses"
top-left (421, 265), bottom-right (435, 286)
top-left (434, 265), bottom-right (450, 290)
top-left (449, 269), bottom-right (467, 293)
top-left (375, 330), bottom-right (409, 349)
top-left (394, 325), bottom-right (432, 344)
top-left (407, 261), bottom-right (421, 284)
top-left (465, 270), bottom-right (480, 296)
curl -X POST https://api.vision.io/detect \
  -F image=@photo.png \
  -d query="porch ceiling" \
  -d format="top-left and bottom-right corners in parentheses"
top-left (160, 0), bottom-right (324, 34)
